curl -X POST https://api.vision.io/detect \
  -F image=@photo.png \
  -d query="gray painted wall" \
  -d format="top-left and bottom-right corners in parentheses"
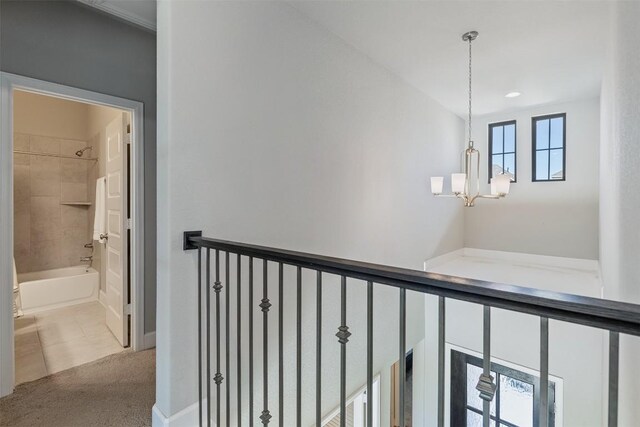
top-left (1, 1), bottom-right (157, 334)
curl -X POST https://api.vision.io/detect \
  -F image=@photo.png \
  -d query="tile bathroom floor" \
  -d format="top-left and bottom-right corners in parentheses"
top-left (14, 301), bottom-right (124, 385)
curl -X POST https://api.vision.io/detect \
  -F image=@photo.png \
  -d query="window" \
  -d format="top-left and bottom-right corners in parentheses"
top-left (451, 350), bottom-right (556, 427)
top-left (532, 114), bottom-right (566, 181)
top-left (488, 121), bottom-right (517, 183)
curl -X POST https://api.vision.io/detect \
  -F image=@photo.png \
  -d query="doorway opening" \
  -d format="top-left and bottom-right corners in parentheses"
top-left (12, 90), bottom-right (130, 384)
top-left (0, 73), bottom-right (145, 396)
top-left (391, 349), bottom-right (413, 427)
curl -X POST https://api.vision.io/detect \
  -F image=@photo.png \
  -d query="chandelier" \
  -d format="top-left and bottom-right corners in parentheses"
top-left (430, 31), bottom-right (511, 207)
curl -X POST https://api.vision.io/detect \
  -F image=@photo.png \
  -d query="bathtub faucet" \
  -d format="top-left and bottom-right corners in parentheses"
top-left (80, 256), bottom-right (93, 263)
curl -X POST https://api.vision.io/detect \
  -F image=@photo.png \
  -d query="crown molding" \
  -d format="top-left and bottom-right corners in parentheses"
top-left (77, 0), bottom-right (156, 32)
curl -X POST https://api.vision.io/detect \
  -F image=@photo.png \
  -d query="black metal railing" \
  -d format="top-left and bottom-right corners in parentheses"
top-left (184, 231), bottom-right (640, 427)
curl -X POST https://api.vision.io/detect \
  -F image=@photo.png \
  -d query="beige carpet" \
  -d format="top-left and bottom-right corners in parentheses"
top-left (0, 349), bottom-right (155, 427)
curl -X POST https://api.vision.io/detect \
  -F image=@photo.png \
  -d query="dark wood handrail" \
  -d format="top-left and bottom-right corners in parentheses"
top-left (186, 234), bottom-right (640, 336)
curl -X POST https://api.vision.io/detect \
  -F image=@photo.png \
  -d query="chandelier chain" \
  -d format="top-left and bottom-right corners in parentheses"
top-left (468, 36), bottom-right (473, 144)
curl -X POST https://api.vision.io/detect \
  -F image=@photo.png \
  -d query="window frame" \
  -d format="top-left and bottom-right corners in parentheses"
top-left (450, 349), bottom-right (556, 427)
top-left (488, 120), bottom-right (518, 184)
top-left (532, 113), bottom-right (566, 182)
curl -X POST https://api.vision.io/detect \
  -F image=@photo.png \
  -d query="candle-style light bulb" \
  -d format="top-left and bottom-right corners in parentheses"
top-left (451, 173), bottom-right (466, 194)
top-left (431, 177), bottom-right (444, 195)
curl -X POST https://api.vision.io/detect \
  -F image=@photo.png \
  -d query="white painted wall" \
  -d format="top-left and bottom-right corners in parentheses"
top-left (424, 249), bottom-right (604, 426)
top-left (600, 1), bottom-right (640, 424)
top-left (156, 1), bottom-right (464, 424)
top-left (464, 99), bottom-right (600, 259)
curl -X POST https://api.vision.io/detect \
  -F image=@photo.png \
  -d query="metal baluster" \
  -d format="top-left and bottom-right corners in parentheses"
top-left (206, 249), bottom-right (212, 427)
top-left (260, 260), bottom-right (272, 425)
top-left (198, 247), bottom-right (203, 427)
top-left (476, 306), bottom-right (495, 427)
top-left (213, 250), bottom-right (223, 427)
top-left (540, 317), bottom-right (549, 427)
top-left (278, 263), bottom-right (284, 427)
top-left (296, 267), bottom-right (302, 427)
top-left (399, 289), bottom-right (406, 427)
top-left (337, 276), bottom-right (351, 427)
top-left (366, 282), bottom-right (373, 427)
top-left (237, 254), bottom-right (242, 425)
top-left (609, 331), bottom-right (620, 427)
top-left (249, 257), bottom-right (254, 427)
top-left (438, 297), bottom-right (445, 427)
top-left (316, 271), bottom-right (322, 427)
top-left (226, 253), bottom-right (231, 427)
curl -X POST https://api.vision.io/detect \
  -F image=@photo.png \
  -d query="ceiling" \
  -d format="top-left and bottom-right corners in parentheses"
top-left (78, 0), bottom-right (156, 31)
top-left (79, 1), bottom-right (611, 118)
top-left (291, 1), bottom-right (611, 117)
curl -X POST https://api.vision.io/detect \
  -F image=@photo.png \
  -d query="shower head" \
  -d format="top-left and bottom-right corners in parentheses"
top-left (75, 147), bottom-right (93, 157)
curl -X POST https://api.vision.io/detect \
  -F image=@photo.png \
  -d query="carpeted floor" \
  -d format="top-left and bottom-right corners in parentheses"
top-left (0, 349), bottom-right (155, 427)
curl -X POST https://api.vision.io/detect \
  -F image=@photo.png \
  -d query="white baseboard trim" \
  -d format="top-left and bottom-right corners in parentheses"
top-left (461, 247), bottom-right (599, 271)
top-left (99, 290), bottom-right (107, 307)
top-left (144, 331), bottom-right (156, 349)
top-left (424, 247), bottom-right (599, 273)
top-left (423, 248), bottom-right (464, 271)
top-left (152, 402), bottom-right (200, 427)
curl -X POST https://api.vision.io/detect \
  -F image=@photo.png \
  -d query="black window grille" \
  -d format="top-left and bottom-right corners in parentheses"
top-left (488, 120), bottom-right (517, 183)
top-left (532, 113), bottom-right (566, 181)
top-left (451, 349), bottom-right (556, 427)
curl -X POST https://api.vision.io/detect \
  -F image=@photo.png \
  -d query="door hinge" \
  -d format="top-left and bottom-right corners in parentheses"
top-left (127, 218), bottom-right (132, 229)
top-left (124, 304), bottom-right (132, 316)
top-left (124, 133), bottom-right (132, 144)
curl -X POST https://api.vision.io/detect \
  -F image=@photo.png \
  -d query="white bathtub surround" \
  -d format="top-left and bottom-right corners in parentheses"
top-left (17, 266), bottom-right (99, 315)
top-left (13, 301), bottom-right (123, 385)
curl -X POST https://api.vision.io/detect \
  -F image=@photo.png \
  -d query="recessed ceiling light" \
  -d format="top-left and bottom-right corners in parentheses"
top-left (505, 92), bottom-right (521, 98)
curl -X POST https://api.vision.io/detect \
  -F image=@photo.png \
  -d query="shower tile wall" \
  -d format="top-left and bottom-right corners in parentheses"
top-left (13, 133), bottom-right (93, 273)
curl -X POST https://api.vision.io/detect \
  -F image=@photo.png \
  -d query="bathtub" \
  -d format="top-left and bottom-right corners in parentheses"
top-left (17, 266), bottom-right (99, 314)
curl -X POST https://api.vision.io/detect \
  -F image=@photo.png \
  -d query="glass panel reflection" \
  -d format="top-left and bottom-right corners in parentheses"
top-left (550, 149), bottom-right (563, 179)
top-left (504, 154), bottom-right (515, 180)
top-left (492, 154), bottom-right (504, 178)
top-left (467, 409), bottom-right (496, 427)
top-left (550, 118), bottom-right (564, 148)
top-left (536, 151), bottom-right (549, 180)
top-left (536, 119), bottom-right (549, 149)
top-left (504, 125), bottom-right (516, 153)
top-left (492, 126), bottom-right (504, 153)
top-left (499, 375), bottom-right (534, 427)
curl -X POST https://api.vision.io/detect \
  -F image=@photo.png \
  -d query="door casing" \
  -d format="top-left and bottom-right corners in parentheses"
top-left (0, 72), bottom-right (146, 397)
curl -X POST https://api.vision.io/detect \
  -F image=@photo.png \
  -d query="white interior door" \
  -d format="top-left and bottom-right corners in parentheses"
top-left (105, 113), bottom-right (129, 347)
